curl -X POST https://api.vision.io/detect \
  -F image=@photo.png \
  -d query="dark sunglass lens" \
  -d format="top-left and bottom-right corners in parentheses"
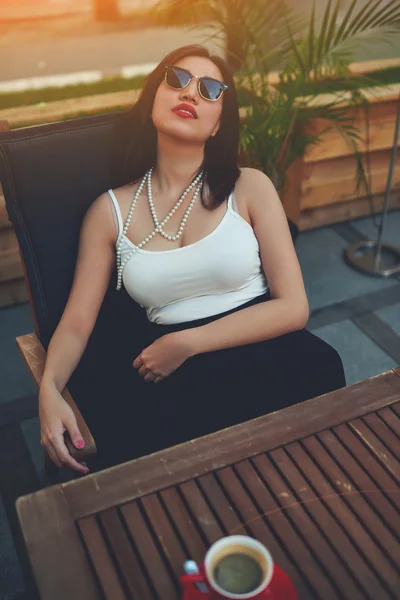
top-left (167, 67), bottom-right (190, 89)
top-left (200, 78), bottom-right (225, 100)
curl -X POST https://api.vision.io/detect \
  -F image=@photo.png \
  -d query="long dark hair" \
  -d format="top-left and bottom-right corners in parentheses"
top-left (112, 45), bottom-right (240, 209)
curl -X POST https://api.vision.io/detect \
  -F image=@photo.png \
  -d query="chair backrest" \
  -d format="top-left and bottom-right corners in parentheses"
top-left (0, 113), bottom-right (146, 400)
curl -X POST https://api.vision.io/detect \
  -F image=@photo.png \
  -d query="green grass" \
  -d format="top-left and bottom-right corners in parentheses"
top-left (0, 74), bottom-right (147, 111)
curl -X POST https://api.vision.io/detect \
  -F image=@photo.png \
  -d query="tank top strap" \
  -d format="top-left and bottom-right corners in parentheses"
top-left (228, 188), bottom-right (239, 213)
top-left (107, 189), bottom-right (124, 240)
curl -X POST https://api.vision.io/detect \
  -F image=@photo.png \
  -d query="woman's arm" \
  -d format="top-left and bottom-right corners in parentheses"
top-left (39, 192), bottom-right (116, 471)
top-left (183, 168), bottom-right (309, 355)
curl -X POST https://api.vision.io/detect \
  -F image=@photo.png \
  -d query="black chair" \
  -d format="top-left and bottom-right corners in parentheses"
top-left (0, 112), bottom-right (321, 479)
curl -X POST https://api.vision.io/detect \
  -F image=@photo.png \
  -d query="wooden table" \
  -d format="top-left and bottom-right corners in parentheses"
top-left (17, 367), bottom-right (400, 600)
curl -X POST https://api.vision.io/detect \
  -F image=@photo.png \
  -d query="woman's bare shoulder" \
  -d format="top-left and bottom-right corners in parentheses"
top-left (233, 168), bottom-right (275, 225)
top-left (237, 167), bottom-right (274, 192)
top-left (81, 183), bottom-right (134, 245)
top-left (237, 168), bottom-right (278, 208)
top-left (107, 182), bottom-right (139, 221)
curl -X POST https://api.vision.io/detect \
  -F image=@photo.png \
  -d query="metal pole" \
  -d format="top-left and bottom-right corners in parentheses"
top-left (374, 93), bottom-right (400, 270)
top-left (345, 94), bottom-right (400, 277)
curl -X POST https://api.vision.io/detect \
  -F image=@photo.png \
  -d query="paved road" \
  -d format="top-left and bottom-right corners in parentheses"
top-left (1, 16), bottom-right (222, 82)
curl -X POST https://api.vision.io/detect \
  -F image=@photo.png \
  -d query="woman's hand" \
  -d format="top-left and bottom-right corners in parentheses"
top-left (133, 332), bottom-right (195, 384)
top-left (39, 383), bottom-right (89, 475)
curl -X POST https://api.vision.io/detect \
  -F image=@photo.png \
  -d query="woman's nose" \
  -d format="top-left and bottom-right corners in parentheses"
top-left (179, 78), bottom-right (199, 102)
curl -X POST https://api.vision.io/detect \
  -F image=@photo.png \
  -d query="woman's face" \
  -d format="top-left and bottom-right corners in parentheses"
top-left (152, 55), bottom-right (225, 145)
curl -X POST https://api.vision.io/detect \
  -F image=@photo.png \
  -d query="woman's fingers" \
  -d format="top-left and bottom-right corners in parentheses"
top-left (142, 369), bottom-right (166, 383)
top-left (136, 362), bottom-right (164, 383)
top-left (133, 356), bottom-right (143, 369)
top-left (51, 435), bottom-right (89, 474)
top-left (46, 441), bottom-right (88, 475)
top-left (44, 442), bottom-right (62, 469)
top-left (138, 365), bottom-right (150, 377)
top-left (144, 371), bottom-right (156, 382)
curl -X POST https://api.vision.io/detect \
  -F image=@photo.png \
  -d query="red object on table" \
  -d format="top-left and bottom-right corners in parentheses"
top-left (180, 562), bottom-right (298, 600)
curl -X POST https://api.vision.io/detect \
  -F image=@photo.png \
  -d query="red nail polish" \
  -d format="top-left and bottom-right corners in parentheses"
top-left (76, 440), bottom-right (85, 448)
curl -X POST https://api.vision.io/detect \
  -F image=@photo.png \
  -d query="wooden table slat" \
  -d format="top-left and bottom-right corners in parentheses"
top-left (391, 402), bottom-right (400, 416)
top-left (333, 424), bottom-right (400, 511)
top-left (99, 508), bottom-right (156, 600)
top-left (317, 429), bottom-right (400, 538)
top-left (249, 454), bottom-right (367, 600)
top-left (301, 436), bottom-right (400, 576)
top-left (268, 447), bottom-right (377, 600)
top-left (78, 516), bottom-right (128, 600)
top-left (178, 479), bottom-right (226, 545)
top-left (120, 501), bottom-right (179, 600)
top-left (196, 471), bottom-right (311, 600)
top-left (196, 472), bottom-right (248, 536)
top-left (377, 405), bottom-right (400, 439)
top-left (141, 495), bottom-right (189, 583)
top-left (159, 487), bottom-right (207, 562)
top-left (217, 465), bottom-right (328, 599)
top-left (349, 419), bottom-right (400, 481)
top-left (362, 413), bottom-right (400, 459)
top-left (285, 441), bottom-right (395, 600)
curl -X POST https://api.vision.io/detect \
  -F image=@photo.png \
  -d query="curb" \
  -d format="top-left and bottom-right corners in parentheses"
top-left (0, 63), bottom-right (158, 94)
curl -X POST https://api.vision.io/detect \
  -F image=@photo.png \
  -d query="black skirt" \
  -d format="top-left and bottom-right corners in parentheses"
top-left (90, 292), bottom-right (346, 471)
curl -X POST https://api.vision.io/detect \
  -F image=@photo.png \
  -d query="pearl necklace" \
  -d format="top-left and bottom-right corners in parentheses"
top-left (116, 167), bottom-right (204, 290)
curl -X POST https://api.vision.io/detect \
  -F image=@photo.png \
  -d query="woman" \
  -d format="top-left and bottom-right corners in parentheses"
top-left (39, 45), bottom-right (345, 476)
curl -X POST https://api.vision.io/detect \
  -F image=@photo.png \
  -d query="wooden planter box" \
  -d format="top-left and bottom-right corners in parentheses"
top-left (283, 85), bottom-right (400, 230)
top-left (0, 121), bottom-right (27, 307)
top-left (0, 191), bottom-right (27, 308)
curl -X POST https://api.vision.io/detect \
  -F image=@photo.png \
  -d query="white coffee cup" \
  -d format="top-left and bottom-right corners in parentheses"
top-left (204, 535), bottom-right (274, 599)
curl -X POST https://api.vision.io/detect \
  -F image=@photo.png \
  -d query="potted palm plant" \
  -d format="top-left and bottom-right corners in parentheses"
top-left (160, 0), bottom-right (400, 226)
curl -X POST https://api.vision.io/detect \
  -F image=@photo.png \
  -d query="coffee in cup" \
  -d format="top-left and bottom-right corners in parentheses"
top-left (213, 551), bottom-right (264, 594)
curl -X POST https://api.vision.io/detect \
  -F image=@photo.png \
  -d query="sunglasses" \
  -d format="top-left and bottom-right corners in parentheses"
top-left (164, 65), bottom-right (228, 101)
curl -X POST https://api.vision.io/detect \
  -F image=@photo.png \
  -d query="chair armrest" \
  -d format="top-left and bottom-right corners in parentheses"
top-left (16, 333), bottom-right (97, 460)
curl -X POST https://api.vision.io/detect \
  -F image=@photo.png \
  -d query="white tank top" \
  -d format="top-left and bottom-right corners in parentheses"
top-left (108, 188), bottom-right (268, 324)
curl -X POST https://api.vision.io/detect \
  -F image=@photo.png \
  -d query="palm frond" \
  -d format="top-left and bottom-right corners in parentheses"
top-left (345, 0), bottom-right (382, 37)
top-left (333, 0), bottom-right (358, 45)
top-left (336, 0), bottom-right (400, 44)
top-left (316, 0), bottom-right (333, 66)
top-left (308, 0), bottom-right (316, 73)
top-left (362, 0), bottom-right (399, 31)
top-left (330, 24), bottom-right (400, 63)
top-left (323, 0), bottom-right (341, 57)
top-left (286, 16), bottom-right (306, 73)
top-left (286, 0), bottom-right (400, 81)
